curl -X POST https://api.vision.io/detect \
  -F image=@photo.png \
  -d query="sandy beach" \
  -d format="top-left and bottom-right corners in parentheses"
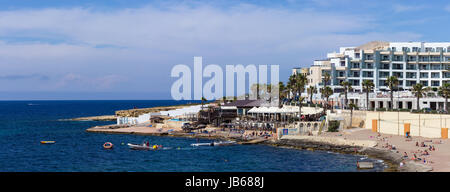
top-left (321, 128), bottom-right (449, 172)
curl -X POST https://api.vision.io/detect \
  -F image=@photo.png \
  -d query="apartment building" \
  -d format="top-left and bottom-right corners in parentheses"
top-left (292, 41), bottom-right (450, 110)
top-left (297, 41), bottom-right (450, 93)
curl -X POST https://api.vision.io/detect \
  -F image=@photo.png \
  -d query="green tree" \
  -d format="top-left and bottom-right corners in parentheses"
top-left (295, 74), bottom-right (307, 117)
top-left (201, 97), bottom-right (207, 110)
top-left (307, 85), bottom-right (317, 106)
top-left (438, 83), bottom-right (450, 113)
top-left (321, 86), bottom-right (333, 111)
top-left (412, 83), bottom-right (428, 111)
top-left (323, 72), bottom-right (331, 86)
top-left (386, 76), bottom-right (399, 110)
top-left (348, 103), bottom-right (358, 128)
top-left (362, 80), bottom-right (374, 111)
top-left (340, 81), bottom-right (352, 109)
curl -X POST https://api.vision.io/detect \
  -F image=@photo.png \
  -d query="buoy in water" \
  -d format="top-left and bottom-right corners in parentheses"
top-left (103, 142), bottom-right (114, 149)
top-left (40, 141), bottom-right (55, 144)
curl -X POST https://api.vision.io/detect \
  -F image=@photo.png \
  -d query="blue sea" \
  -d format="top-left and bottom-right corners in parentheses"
top-left (0, 100), bottom-right (385, 172)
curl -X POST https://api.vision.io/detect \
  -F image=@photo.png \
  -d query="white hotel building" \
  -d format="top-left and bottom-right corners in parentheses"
top-left (294, 41), bottom-right (450, 110)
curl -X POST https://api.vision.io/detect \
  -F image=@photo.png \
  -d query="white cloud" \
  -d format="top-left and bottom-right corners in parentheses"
top-left (445, 5), bottom-right (450, 12)
top-left (392, 4), bottom-right (424, 12)
top-left (0, 3), bottom-right (423, 94)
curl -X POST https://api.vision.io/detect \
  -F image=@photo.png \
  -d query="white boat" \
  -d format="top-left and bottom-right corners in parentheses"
top-left (191, 142), bottom-right (214, 147)
top-left (127, 143), bottom-right (161, 150)
top-left (213, 140), bottom-right (236, 146)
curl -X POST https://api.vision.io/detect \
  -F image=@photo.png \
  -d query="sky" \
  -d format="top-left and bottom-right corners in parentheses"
top-left (0, 0), bottom-right (449, 100)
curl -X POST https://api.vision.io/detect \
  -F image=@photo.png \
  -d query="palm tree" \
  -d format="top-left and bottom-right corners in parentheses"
top-left (348, 103), bottom-right (358, 128)
top-left (321, 86), bottom-right (333, 111)
top-left (412, 83), bottom-right (428, 111)
top-left (307, 85), bottom-right (317, 106)
top-left (386, 76), bottom-right (399, 110)
top-left (438, 83), bottom-right (450, 113)
top-left (201, 97), bottom-right (207, 110)
top-left (295, 74), bottom-right (307, 117)
top-left (340, 81), bottom-right (352, 109)
top-left (278, 82), bottom-right (287, 107)
top-left (322, 72), bottom-right (331, 87)
top-left (362, 80), bottom-right (374, 111)
top-left (287, 74), bottom-right (297, 101)
top-left (250, 83), bottom-right (260, 99)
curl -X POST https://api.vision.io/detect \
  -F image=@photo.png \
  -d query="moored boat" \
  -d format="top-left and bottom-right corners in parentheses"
top-left (190, 142), bottom-right (214, 147)
top-left (213, 140), bottom-right (236, 146)
top-left (127, 143), bottom-right (162, 150)
top-left (40, 141), bottom-right (55, 144)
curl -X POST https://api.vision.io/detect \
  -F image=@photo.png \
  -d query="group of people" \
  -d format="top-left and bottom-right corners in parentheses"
top-left (242, 130), bottom-right (273, 140)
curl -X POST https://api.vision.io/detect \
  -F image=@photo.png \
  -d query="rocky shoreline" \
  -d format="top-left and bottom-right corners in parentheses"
top-left (86, 124), bottom-right (432, 172)
top-left (262, 138), bottom-right (433, 172)
top-left (167, 132), bottom-right (433, 172)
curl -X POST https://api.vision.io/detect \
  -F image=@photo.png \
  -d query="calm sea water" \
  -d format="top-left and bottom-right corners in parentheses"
top-left (0, 100), bottom-right (385, 172)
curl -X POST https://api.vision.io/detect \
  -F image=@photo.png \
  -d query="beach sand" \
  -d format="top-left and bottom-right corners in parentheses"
top-left (321, 128), bottom-right (450, 172)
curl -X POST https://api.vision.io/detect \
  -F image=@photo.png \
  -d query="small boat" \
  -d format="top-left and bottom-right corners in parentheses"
top-left (357, 161), bottom-right (374, 169)
top-left (213, 140), bottom-right (236, 146)
top-left (191, 142), bottom-right (214, 147)
top-left (40, 141), bottom-right (55, 144)
top-left (127, 143), bottom-right (161, 150)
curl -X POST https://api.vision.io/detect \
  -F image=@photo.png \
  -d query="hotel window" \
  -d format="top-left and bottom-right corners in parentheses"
top-left (406, 81), bottom-right (417, 86)
top-left (406, 64), bottom-right (416, 70)
top-left (412, 47), bottom-right (419, 52)
top-left (364, 63), bottom-right (373, 69)
top-left (419, 64), bottom-right (430, 70)
top-left (352, 63), bottom-right (360, 68)
top-left (408, 56), bottom-right (417, 61)
top-left (380, 63), bottom-right (389, 69)
top-left (431, 64), bottom-right (441, 70)
top-left (430, 56), bottom-right (441, 62)
top-left (381, 55), bottom-right (389, 61)
top-left (431, 72), bottom-right (440, 78)
top-left (436, 47), bottom-right (443, 52)
top-left (431, 81), bottom-right (440, 86)
top-left (420, 81), bottom-right (429, 86)
top-left (363, 71), bottom-right (373, 77)
top-left (379, 80), bottom-right (387, 86)
top-left (340, 61), bottom-right (345, 66)
top-left (445, 72), bottom-right (450, 78)
top-left (392, 64), bottom-right (403, 70)
top-left (419, 56), bottom-right (429, 62)
top-left (393, 72), bottom-right (403, 78)
top-left (420, 72), bottom-right (428, 78)
top-left (365, 54), bottom-right (373, 60)
top-left (379, 72), bottom-right (389, 78)
top-left (391, 47), bottom-right (396, 51)
top-left (355, 53), bottom-right (360, 58)
top-left (425, 47), bottom-right (434, 52)
top-left (406, 72), bottom-right (416, 79)
top-left (402, 47), bottom-right (409, 52)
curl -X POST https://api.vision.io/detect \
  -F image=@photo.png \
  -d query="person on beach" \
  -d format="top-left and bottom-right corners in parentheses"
top-left (403, 152), bottom-right (408, 159)
top-left (416, 141), bottom-right (419, 147)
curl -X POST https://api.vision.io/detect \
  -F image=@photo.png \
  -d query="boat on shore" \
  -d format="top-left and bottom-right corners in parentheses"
top-left (213, 140), bottom-right (236, 146)
top-left (191, 142), bottom-right (214, 146)
top-left (191, 140), bottom-right (236, 147)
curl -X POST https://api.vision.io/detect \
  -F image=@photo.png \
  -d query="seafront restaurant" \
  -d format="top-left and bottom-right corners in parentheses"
top-left (247, 106), bottom-right (324, 122)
